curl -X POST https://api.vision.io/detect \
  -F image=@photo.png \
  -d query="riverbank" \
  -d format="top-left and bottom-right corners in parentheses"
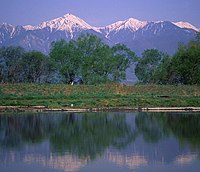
top-left (0, 84), bottom-right (200, 112)
top-left (1, 106), bottom-right (200, 113)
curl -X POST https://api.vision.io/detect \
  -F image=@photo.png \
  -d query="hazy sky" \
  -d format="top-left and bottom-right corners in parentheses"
top-left (0, 0), bottom-right (199, 27)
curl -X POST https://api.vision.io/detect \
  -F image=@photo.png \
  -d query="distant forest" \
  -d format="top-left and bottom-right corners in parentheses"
top-left (0, 33), bottom-right (200, 85)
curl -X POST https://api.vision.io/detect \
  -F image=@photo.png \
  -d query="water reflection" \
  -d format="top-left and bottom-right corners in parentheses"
top-left (50, 113), bottom-right (137, 159)
top-left (0, 112), bottom-right (200, 172)
top-left (24, 153), bottom-right (88, 172)
top-left (107, 152), bottom-right (148, 169)
top-left (175, 154), bottom-right (198, 165)
top-left (136, 113), bottom-right (200, 148)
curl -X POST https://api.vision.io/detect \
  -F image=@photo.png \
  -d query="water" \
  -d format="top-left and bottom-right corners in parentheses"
top-left (0, 112), bottom-right (200, 172)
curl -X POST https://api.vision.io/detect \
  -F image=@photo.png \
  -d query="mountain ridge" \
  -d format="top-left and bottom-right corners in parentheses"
top-left (0, 13), bottom-right (198, 55)
top-left (20, 13), bottom-right (199, 33)
top-left (23, 14), bottom-right (100, 33)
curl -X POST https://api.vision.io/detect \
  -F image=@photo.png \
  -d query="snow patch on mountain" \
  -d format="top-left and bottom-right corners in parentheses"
top-left (0, 23), bottom-right (15, 31)
top-left (26, 13), bottom-right (100, 33)
top-left (173, 22), bottom-right (199, 31)
top-left (103, 18), bottom-right (148, 33)
top-left (23, 25), bottom-right (35, 30)
top-left (0, 23), bottom-right (19, 39)
top-left (22, 16), bottom-right (199, 36)
top-left (0, 14), bottom-right (198, 57)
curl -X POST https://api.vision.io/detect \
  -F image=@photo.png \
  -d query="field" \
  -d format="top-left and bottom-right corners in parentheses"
top-left (0, 84), bottom-right (200, 109)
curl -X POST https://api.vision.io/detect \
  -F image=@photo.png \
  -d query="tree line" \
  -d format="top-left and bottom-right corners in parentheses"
top-left (135, 32), bottom-right (200, 85)
top-left (0, 34), bottom-right (136, 84)
top-left (0, 32), bottom-right (199, 85)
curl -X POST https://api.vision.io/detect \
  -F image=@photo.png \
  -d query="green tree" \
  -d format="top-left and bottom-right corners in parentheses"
top-left (76, 34), bottom-right (114, 84)
top-left (153, 55), bottom-right (172, 84)
top-left (195, 31), bottom-right (200, 45)
top-left (144, 32), bottom-right (200, 85)
top-left (0, 46), bottom-right (25, 83)
top-left (76, 35), bottom-right (137, 84)
top-left (135, 49), bottom-right (167, 83)
top-left (170, 42), bottom-right (200, 84)
top-left (50, 40), bottom-right (80, 84)
top-left (50, 34), bottom-right (136, 84)
top-left (111, 44), bottom-right (137, 82)
top-left (20, 51), bottom-right (52, 83)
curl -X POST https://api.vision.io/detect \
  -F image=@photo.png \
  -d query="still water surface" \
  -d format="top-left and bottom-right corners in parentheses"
top-left (0, 112), bottom-right (200, 172)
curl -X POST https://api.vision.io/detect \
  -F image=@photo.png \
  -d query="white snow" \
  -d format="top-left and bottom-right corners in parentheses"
top-left (29, 13), bottom-right (100, 33)
top-left (173, 22), bottom-right (199, 31)
top-left (0, 23), bottom-right (17, 38)
top-left (104, 18), bottom-right (148, 33)
top-left (10, 27), bottom-right (17, 38)
top-left (23, 25), bottom-right (35, 30)
top-left (0, 23), bottom-right (14, 32)
top-left (1, 14), bottom-right (199, 41)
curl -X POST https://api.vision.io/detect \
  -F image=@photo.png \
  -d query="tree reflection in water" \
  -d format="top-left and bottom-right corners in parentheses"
top-left (0, 112), bottom-right (137, 159)
top-left (0, 113), bottom-right (60, 148)
top-left (0, 112), bottom-right (200, 161)
top-left (49, 113), bottom-right (137, 159)
top-left (135, 112), bottom-right (200, 149)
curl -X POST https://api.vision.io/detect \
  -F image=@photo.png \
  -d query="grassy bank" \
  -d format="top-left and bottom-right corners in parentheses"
top-left (0, 84), bottom-right (200, 109)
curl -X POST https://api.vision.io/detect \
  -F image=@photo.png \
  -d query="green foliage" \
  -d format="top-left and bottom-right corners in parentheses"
top-left (0, 47), bottom-right (54, 83)
top-left (195, 31), bottom-right (200, 45)
top-left (0, 34), bottom-right (136, 84)
top-left (170, 42), bottom-right (200, 84)
top-left (50, 40), bottom-right (80, 84)
top-left (135, 49), bottom-right (167, 83)
top-left (76, 34), bottom-right (113, 84)
top-left (50, 34), bottom-right (136, 84)
top-left (153, 56), bottom-right (172, 84)
top-left (20, 51), bottom-right (54, 83)
top-left (111, 44), bottom-right (137, 82)
top-left (1, 32), bottom-right (199, 85)
top-left (136, 32), bottom-right (200, 85)
top-left (0, 46), bottom-right (25, 83)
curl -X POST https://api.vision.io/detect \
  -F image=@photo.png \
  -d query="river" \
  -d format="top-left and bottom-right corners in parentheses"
top-left (0, 112), bottom-right (200, 172)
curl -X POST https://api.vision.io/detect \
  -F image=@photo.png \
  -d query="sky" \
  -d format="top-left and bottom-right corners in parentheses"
top-left (0, 0), bottom-right (199, 28)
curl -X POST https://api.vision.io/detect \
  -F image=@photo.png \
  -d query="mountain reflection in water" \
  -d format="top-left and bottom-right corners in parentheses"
top-left (0, 112), bottom-right (200, 172)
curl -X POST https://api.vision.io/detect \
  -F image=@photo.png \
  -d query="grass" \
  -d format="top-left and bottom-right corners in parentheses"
top-left (0, 83), bottom-right (200, 108)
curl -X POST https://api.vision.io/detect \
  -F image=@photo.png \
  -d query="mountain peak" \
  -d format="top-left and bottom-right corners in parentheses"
top-left (126, 18), bottom-right (141, 23)
top-left (63, 13), bottom-right (76, 18)
top-left (173, 22), bottom-right (199, 31)
top-left (0, 22), bottom-right (14, 28)
top-left (124, 18), bottom-right (148, 31)
top-left (24, 13), bottom-right (99, 33)
top-left (63, 13), bottom-right (82, 22)
top-left (104, 18), bottom-right (147, 33)
top-left (0, 14), bottom-right (197, 57)
top-left (38, 13), bottom-right (90, 31)
top-left (63, 13), bottom-right (72, 17)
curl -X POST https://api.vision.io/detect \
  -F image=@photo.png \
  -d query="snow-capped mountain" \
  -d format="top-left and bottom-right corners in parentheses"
top-left (0, 14), bottom-right (105, 53)
top-left (0, 23), bottom-right (25, 45)
top-left (99, 19), bottom-right (197, 54)
top-left (0, 13), bottom-right (198, 55)
top-left (100, 18), bottom-right (148, 38)
top-left (173, 22), bottom-right (199, 31)
top-left (24, 14), bottom-right (100, 33)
